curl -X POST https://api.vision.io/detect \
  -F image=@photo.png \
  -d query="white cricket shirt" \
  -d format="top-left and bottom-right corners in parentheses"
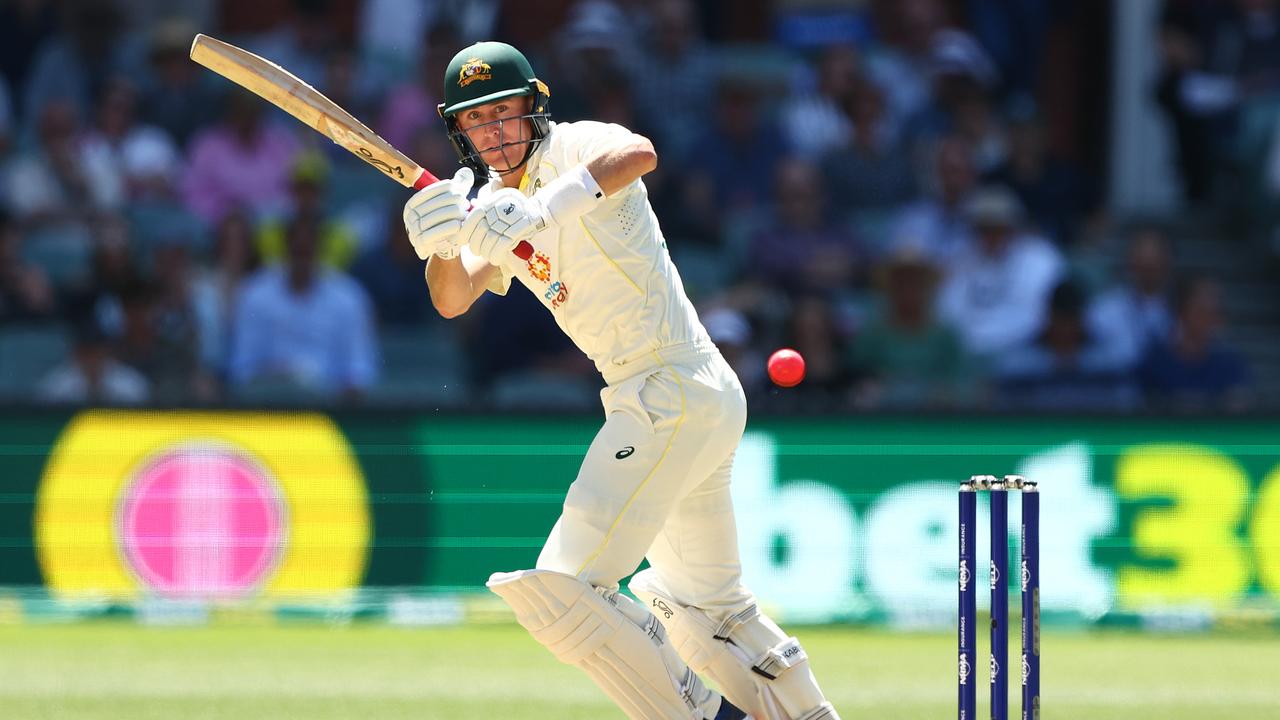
top-left (471, 121), bottom-right (713, 383)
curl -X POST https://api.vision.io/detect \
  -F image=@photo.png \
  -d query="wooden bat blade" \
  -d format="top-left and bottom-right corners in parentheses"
top-left (189, 33), bottom-right (435, 189)
top-left (188, 34), bottom-right (533, 261)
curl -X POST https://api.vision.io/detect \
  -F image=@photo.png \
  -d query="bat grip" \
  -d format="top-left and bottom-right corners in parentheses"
top-left (413, 169), bottom-right (534, 261)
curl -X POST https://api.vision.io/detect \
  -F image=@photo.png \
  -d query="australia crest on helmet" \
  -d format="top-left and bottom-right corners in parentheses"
top-left (458, 57), bottom-right (493, 87)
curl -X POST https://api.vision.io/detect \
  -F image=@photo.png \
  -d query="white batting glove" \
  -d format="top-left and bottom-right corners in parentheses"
top-left (481, 188), bottom-right (546, 240)
top-left (402, 167), bottom-right (474, 260)
top-left (459, 195), bottom-right (521, 266)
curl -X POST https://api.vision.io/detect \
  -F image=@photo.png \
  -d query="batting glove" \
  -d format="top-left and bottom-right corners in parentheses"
top-left (459, 192), bottom-right (521, 266)
top-left (479, 188), bottom-right (546, 240)
top-left (461, 165), bottom-right (607, 266)
top-left (402, 167), bottom-right (474, 260)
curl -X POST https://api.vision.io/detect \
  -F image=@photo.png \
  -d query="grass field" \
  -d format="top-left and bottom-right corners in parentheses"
top-left (2, 623), bottom-right (1279, 719)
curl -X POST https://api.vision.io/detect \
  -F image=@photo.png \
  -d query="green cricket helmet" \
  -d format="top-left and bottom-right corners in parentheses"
top-left (438, 41), bottom-right (551, 177)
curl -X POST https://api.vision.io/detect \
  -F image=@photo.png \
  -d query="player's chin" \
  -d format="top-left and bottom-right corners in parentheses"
top-left (478, 149), bottom-right (508, 167)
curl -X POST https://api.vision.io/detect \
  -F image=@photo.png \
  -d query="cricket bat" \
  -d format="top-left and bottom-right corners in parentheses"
top-left (189, 33), bottom-right (533, 261)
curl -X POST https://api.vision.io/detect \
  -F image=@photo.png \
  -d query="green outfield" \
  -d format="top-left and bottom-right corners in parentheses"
top-left (1, 623), bottom-right (1277, 719)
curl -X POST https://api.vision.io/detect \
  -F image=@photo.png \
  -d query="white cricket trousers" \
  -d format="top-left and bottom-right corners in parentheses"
top-left (537, 341), bottom-right (753, 614)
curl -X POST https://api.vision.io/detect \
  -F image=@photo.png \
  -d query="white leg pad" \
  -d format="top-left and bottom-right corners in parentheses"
top-left (488, 569), bottom-right (718, 720)
top-left (631, 569), bottom-right (840, 720)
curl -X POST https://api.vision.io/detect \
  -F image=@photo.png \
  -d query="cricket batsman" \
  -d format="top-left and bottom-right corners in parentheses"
top-left (402, 41), bottom-right (840, 720)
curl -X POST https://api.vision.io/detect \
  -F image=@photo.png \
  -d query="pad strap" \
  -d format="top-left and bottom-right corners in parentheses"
top-left (752, 638), bottom-right (809, 681)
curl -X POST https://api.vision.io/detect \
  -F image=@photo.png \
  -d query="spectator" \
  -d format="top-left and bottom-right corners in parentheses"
top-left (633, 0), bottom-right (715, 159)
top-left (4, 99), bottom-right (124, 257)
top-left (578, 67), bottom-right (650, 131)
top-left (37, 321), bottom-right (150, 405)
top-left (255, 151), bottom-right (360, 269)
top-left (743, 158), bottom-right (861, 297)
top-left (1087, 227), bottom-right (1176, 370)
top-left (319, 45), bottom-right (381, 124)
top-left (82, 77), bottom-right (182, 203)
top-left (903, 29), bottom-right (1004, 170)
top-left (984, 98), bottom-right (1087, 245)
top-left (138, 17), bottom-right (225, 147)
top-left (996, 279), bottom-right (1140, 411)
top-left (782, 44), bottom-right (861, 158)
top-left (821, 79), bottom-right (918, 217)
top-left (937, 186), bottom-right (1064, 356)
top-left (661, 76), bottom-right (786, 247)
top-left (0, 0), bottom-right (59, 119)
top-left (1139, 276), bottom-right (1251, 411)
top-left (696, 75), bottom-right (783, 213)
top-left (146, 241), bottom-right (217, 402)
top-left (1156, 0), bottom-right (1280, 205)
top-left (888, 135), bottom-right (979, 263)
top-left (191, 210), bottom-right (260, 380)
top-left (357, 0), bottom-right (446, 78)
top-left (182, 88), bottom-right (302, 225)
top-left (377, 20), bottom-right (461, 152)
top-left (848, 246), bottom-right (973, 409)
top-left (248, 0), bottom-right (339, 89)
top-left (0, 209), bottom-right (55, 320)
top-left (865, 0), bottom-right (948, 131)
top-left (351, 203), bottom-right (438, 326)
top-left (965, 0), bottom-right (1052, 97)
top-left (63, 213), bottom-right (140, 335)
top-left (20, 0), bottom-right (140, 137)
top-left (542, 1), bottom-right (639, 122)
top-left (228, 214), bottom-right (378, 401)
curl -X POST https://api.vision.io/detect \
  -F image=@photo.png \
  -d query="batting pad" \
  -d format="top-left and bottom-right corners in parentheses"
top-left (630, 569), bottom-right (840, 720)
top-left (487, 569), bottom-right (714, 720)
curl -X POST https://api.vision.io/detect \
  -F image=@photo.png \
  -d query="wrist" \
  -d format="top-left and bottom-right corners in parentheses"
top-left (536, 164), bottom-right (605, 227)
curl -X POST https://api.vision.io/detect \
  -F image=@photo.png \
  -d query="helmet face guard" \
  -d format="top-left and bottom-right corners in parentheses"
top-left (438, 42), bottom-right (552, 178)
top-left (440, 82), bottom-right (551, 177)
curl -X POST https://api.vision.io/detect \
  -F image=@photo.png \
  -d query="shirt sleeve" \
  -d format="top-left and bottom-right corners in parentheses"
top-left (562, 121), bottom-right (639, 166)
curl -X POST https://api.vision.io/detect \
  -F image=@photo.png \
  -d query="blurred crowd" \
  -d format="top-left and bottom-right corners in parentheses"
top-left (0, 0), bottom-right (1258, 412)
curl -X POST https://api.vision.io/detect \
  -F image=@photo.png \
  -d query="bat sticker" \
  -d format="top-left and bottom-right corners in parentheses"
top-left (357, 147), bottom-right (404, 179)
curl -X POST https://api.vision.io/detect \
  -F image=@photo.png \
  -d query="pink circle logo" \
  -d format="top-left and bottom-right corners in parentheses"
top-left (118, 445), bottom-right (286, 598)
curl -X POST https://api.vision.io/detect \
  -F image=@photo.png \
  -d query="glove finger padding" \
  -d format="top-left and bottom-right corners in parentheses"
top-left (403, 167), bottom-right (474, 259)
top-left (405, 167), bottom-right (472, 216)
top-left (413, 203), bottom-right (469, 234)
top-left (486, 189), bottom-right (542, 237)
top-left (485, 201), bottom-right (538, 239)
top-left (406, 209), bottom-right (464, 260)
top-left (407, 194), bottom-right (467, 226)
top-left (471, 227), bottom-right (516, 265)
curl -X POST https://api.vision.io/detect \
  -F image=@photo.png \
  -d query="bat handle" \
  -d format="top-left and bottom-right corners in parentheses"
top-left (413, 169), bottom-right (535, 262)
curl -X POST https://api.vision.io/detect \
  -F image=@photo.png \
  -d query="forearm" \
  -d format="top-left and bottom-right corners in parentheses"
top-left (425, 253), bottom-right (496, 318)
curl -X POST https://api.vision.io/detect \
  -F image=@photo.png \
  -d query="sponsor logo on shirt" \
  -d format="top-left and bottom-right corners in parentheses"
top-left (545, 280), bottom-right (569, 309)
top-left (458, 58), bottom-right (492, 87)
top-left (528, 251), bottom-right (551, 283)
